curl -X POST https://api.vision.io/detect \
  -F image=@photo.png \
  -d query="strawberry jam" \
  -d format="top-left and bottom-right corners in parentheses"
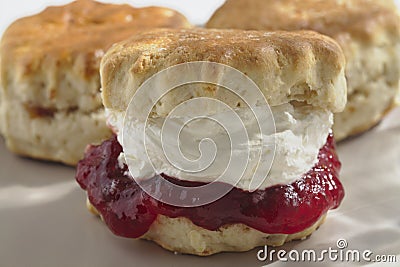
top-left (76, 133), bottom-right (344, 238)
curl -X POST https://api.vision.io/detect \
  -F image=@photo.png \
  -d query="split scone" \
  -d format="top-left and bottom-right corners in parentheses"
top-left (76, 29), bottom-right (346, 255)
top-left (0, 0), bottom-right (191, 165)
top-left (207, 0), bottom-right (400, 141)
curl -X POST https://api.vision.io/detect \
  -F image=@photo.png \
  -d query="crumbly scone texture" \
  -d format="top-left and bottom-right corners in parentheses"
top-left (206, 0), bottom-right (400, 140)
top-left (0, 0), bottom-right (191, 164)
top-left (86, 198), bottom-right (327, 256)
top-left (101, 28), bottom-right (347, 116)
top-left (5, 103), bottom-right (111, 165)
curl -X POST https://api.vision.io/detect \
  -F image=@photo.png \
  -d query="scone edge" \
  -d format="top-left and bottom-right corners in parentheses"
top-left (86, 198), bottom-right (327, 256)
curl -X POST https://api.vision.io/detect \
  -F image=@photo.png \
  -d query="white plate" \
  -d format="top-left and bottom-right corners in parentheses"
top-left (1, 108), bottom-right (399, 267)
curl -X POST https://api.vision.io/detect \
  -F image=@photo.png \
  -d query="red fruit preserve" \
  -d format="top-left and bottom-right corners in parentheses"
top-left (76, 133), bottom-right (344, 238)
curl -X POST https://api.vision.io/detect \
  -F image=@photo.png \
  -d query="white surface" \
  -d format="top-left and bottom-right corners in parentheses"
top-left (0, 1), bottom-right (400, 266)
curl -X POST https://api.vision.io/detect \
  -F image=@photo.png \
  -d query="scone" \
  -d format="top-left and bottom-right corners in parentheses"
top-left (76, 29), bottom-right (346, 255)
top-left (0, 0), bottom-right (191, 165)
top-left (207, 0), bottom-right (400, 141)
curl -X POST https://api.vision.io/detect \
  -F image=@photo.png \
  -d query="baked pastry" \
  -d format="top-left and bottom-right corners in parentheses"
top-left (0, 0), bottom-right (191, 165)
top-left (207, 0), bottom-right (400, 141)
top-left (76, 29), bottom-right (346, 255)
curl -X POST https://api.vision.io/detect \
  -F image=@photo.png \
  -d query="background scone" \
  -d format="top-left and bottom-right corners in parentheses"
top-left (207, 0), bottom-right (400, 141)
top-left (0, 0), bottom-right (191, 165)
top-left (76, 29), bottom-right (346, 255)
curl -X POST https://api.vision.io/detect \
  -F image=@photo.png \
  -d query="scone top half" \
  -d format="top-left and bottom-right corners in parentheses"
top-left (0, 0), bottom-right (191, 165)
top-left (207, 0), bottom-right (400, 43)
top-left (1, 0), bottom-right (191, 113)
top-left (206, 0), bottom-right (400, 140)
top-left (101, 29), bottom-right (346, 114)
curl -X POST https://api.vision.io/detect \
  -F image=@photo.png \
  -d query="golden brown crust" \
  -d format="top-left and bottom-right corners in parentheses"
top-left (1, 0), bottom-right (191, 106)
top-left (207, 0), bottom-right (400, 43)
top-left (101, 28), bottom-right (346, 113)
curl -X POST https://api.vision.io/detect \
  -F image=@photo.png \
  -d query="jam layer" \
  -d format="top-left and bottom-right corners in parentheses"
top-left (76, 133), bottom-right (344, 238)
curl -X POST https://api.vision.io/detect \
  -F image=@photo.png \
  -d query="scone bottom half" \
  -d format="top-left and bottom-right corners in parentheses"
top-left (76, 133), bottom-right (343, 256)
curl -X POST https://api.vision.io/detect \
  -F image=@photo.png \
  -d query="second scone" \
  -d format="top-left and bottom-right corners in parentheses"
top-left (0, 0), bottom-right (191, 165)
top-left (207, 0), bottom-right (400, 141)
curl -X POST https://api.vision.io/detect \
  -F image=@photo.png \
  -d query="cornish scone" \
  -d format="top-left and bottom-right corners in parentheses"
top-left (76, 29), bottom-right (347, 255)
top-left (0, 0), bottom-right (191, 165)
top-left (207, 0), bottom-right (400, 141)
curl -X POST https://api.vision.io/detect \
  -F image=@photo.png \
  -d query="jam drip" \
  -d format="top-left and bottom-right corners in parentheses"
top-left (76, 133), bottom-right (344, 238)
